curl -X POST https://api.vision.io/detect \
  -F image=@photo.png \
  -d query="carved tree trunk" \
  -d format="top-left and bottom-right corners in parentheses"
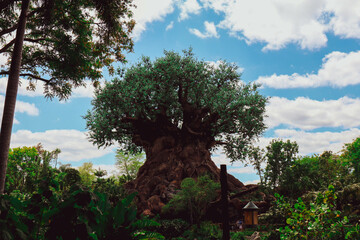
top-left (126, 135), bottom-right (244, 214)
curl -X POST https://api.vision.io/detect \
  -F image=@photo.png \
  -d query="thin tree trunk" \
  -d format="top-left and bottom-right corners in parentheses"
top-left (0, 0), bottom-right (30, 193)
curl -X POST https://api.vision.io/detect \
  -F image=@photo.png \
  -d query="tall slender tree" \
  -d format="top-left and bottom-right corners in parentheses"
top-left (0, 0), bottom-right (135, 193)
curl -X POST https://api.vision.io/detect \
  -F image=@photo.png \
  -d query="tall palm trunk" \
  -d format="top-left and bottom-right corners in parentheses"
top-left (0, 0), bottom-right (30, 193)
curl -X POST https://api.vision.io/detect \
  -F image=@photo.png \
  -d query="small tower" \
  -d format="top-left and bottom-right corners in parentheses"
top-left (243, 201), bottom-right (259, 227)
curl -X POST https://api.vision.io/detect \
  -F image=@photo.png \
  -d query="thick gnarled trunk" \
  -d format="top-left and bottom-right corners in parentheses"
top-left (126, 136), bottom-right (244, 214)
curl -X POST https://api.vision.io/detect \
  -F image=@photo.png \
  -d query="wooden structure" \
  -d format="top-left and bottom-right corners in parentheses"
top-left (243, 201), bottom-right (259, 227)
top-left (220, 164), bottom-right (230, 240)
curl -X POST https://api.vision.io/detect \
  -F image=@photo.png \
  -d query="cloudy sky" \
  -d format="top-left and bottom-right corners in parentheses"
top-left (1, 0), bottom-right (360, 184)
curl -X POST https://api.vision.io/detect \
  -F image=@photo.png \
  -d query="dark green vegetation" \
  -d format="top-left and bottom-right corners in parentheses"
top-left (85, 49), bottom-right (266, 160)
top-left (252, 138), bottom-right (360, 239)
top-left (0, 0), bottom-right (135, 194)
top-left (2, 146), bottom-right (164, 240)
top-left (4, 137), bottom-right (360, 239)
top-left (85, 49), bottom-right (267, 215)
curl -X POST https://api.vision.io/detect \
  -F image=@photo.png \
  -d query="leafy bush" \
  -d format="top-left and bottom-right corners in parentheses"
top-left (278, 185), bottom-right (352, 239)
top-left (92, 176), bottom-right (127, 205)
top-left (45, 186), bottom-right (164, 239)
top-left (259, 193), bottom-right (291, 225)
top-left (0, 194), bottom-right (28, 240)
top-left (183, 221), bottom-right (222, 240)
top-left (162, 175), bottom-right (220, 224)
top-left (152, 218), bottom-right (190, 239)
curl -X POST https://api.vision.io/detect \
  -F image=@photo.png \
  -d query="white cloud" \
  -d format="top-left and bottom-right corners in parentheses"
top-left (325, 0), bottom-right (360, 39)
top-left (178, 0), bottom-right (202, 21)
top-left (206, 60), bottom-right (244, 74)
top-left (244, 179), bottom-right (260, 185)
top-left (189, 21), bottom-right (219, 38)
top-left (10, 129), bottom-right (116, 162)
top-left (0, 54), bottom-right (9, 69)
top-left (92, 164), bottom-right (119, 176)
top-left (0, 77), bottom-right (99, 98)
top-left (258, 128), bottom-right (360, 156)
top-left (166, 21), bottom-right (174, 31)
top-left (212, 0), bottom-right (328, 50)
top-left (266, 96), bottom-right (360, 130)
top-left (0, 95), bottom-right (39, 124)
top-left (228, 166), bottom-right (256, 174)
top-left (201, 0), bottom-right (360, 50)
top-left (257, 51), bottom-right (360, 88)
top-left (132, 0), bottom-right (175, 40)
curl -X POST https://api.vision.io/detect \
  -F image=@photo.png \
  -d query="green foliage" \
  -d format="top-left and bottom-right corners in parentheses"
top-left (345, 224), bottom-right (360, 239)
top-left (248, 146), bottom-right (265, 185)
top-left (182, 221), bottom-right (222, 240)
top-left (46, 188), bottom-right (163, 240)
top-left (259, 192), bottom-right (292, 225)
top-left (263, 139), bottom-right (299, 190)
top-left (342, 137), bottom-right (360, 182)
top-left (230, 231), bottom-right (247, 240)
top-left (0, 194), bottom-right (28, 240)
top-left (0, 0), bottom-right (135, 100)
top-left (6, 145), bottom-right (62, 194)
top-left (115, 150), bottom-right (144, 180)
top-left (151, 218), bottom-right (190, 239)
top-left (278, 185), bottom-right (351, 240)
top-left (6, 146), bottom-right (40, 193)
top-left (78, 162), bottom-right (96, 187)
top-left (279, 151), bottom-right (350, 198)
top-left (162, 175), bottom-right (220, 224)
top-left (1, 145), bottom-right (164, 239)
top-left (92, 176), bottom-right (127, 205)
top-left (85, 49), bottom-right (267, 161)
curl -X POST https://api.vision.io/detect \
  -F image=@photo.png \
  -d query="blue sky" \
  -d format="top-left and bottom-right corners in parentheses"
top-left (2, 0), bottom-right (360, 184)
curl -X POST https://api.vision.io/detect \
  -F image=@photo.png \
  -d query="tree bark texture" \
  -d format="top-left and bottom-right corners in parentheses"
top-left (126, 135), bottom-right (245, 214)
top-left (0, 0), bottom-right (30, 193)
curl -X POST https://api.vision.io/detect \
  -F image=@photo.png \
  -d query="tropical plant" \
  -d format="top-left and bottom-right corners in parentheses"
top-left (115, 150), bottom-right (144, 180)
top-left (163, 175), bottom-right (220, 224)
top-left (342, 137), bottom-right (360, 182)
top-left (78, 162), bottom-right (96, 187)
top-left (0, 194), bottom-right (28, 240)
top-left (279, 151), bottom-right (350, 198)
top-left (182, 221), bottom-right (222, 240)
top-left (0, 0), bottom-right (135, 193)
top-left (5, 146), bottom-right (40, 193)
top-left (278, 185), bottom-right (351, 240)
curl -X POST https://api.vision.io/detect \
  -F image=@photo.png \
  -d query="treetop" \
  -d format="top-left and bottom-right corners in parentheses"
top-left (85, 49), bottom-right (267, 162)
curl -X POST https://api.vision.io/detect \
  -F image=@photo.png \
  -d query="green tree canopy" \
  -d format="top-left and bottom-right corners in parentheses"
top-left (0, 0), bottom-right (135, 99)
top-left (342, 137), bottom-right (360, 182)
top-left (263, 139), bottom-right (299, 189)
top-left (115, 150), bottom-right (144, 179)
top-left (0, 0), bottom-right (135, 193)
top-left (85, 49), bottom-right (267, 162)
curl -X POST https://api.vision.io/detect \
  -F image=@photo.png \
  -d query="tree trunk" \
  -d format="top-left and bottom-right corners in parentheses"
top-left (0, 0), bottom-right (30, 193)
top-left (126, 136), bottom-right (244, 214)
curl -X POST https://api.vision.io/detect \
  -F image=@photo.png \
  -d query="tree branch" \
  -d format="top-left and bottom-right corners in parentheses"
top-left (0, 0), bottom-right (17, 12)
top-left (24, 38), bottom-right (48, 43)
top-left (19, 73), bottom-right (50, 83)
top-left (0, 39), bottom-right (15, 54)
top-left (0, 24), bottom-right (18, 37)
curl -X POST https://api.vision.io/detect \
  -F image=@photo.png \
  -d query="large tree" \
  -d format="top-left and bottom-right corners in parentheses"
top-left (85, 50), bottom-right (267, 213)
top-left (0, 0), bottom-right (135, 193)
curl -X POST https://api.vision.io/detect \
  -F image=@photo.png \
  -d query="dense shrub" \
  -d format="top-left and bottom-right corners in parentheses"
top-left (162, 175), bottom-right (220, 224)
top-left (278, 185), bottom-right (358, 239)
